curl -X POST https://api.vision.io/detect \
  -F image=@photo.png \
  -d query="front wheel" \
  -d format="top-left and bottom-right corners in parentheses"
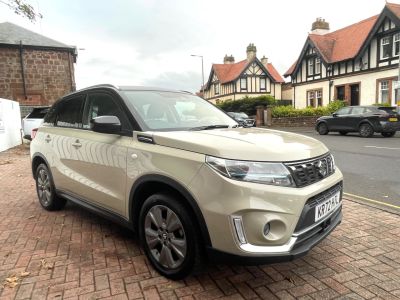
top-left (139, 193), bottom-right (203, 279)
top-left (317, 123), bottom-right (329, 135)
top-left (359, 123), bottom-right (374, 138)
top-left (381, 131), bottom-right (396, 137)
top-left (35, 163), bottom-right (66, 211)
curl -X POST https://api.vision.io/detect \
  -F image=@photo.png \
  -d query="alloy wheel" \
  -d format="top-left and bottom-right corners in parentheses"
top-left (37, 168), bottom-right (52, 206)
top-left (144, 205), bottom-right (187, 269)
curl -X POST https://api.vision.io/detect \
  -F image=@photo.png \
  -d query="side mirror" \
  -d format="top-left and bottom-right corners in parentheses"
top-left (332, 113), bottom-right (338, 117)
top-left (90, 115), bottom-right (121, 134)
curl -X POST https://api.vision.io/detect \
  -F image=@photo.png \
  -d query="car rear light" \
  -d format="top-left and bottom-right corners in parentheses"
top-left (31, 128), bottom-right (38, 140)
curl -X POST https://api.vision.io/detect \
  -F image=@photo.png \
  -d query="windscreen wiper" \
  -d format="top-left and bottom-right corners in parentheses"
top-left (189, 125), bottom-right (230, 131)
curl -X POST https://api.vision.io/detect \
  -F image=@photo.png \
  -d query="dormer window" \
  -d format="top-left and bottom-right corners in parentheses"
top-left (381, 36), bottom-right (391, 59)
top-left (393, 33), bottom-right (400, 57)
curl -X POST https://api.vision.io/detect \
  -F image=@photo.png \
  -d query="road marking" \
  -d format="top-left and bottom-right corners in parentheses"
top-left (344, 192), bottom-right (400, 210)
top-left (365, 145), bottom-right (400, 150)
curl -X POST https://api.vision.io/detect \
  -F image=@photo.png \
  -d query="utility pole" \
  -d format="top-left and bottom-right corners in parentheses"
top-left (191, 55), bottom-right (205, 98)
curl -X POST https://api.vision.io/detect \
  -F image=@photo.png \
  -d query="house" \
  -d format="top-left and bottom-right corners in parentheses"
top-left (284, 2), bottom-right (400, 108)
top-left (0, 22), bottom-right (77, 116)
top-left (203, 44), bottom-right (284, 103)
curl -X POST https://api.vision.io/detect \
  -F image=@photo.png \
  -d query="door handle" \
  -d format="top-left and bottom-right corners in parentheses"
top-left (45, 135), bottom-right (51, 143)
top-left (72, 140), bottom-right (82, 148)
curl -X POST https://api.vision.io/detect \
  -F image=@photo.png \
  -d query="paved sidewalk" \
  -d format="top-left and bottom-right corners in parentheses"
top-left (0, 147), bottom-right (400, 299)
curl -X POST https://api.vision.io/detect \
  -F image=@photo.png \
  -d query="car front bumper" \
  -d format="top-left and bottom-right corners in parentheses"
top-left (189, 164), bottom-right (344, 259)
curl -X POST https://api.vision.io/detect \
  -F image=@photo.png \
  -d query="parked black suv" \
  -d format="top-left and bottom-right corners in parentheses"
top-left (316, 106), bottom-right (399, 137)
top-left (227, 112), bottom-right (255, 127)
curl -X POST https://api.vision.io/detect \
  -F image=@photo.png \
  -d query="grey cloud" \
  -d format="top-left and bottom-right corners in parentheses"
top-left (145, 71), bottom-right (202, 93)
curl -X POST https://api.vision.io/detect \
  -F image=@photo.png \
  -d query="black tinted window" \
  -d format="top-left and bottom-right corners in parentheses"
top-left (56, 96), bottom-right (85, 128)
top-left (27, 107), bottom-right (49, 118)
top-left (378, 107), bottom-right (396, 114)
top-left (43, 105), bottom-right (57, 125)
top-left (336, 107), bottom-right (351, 115)
top-left (83, 93), bottom-right (129, 130)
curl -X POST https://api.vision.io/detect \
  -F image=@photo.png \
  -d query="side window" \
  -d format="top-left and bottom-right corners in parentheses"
top-left (351, 107), bottom-right (365, 115)
top-left (56, 96), bottom-right (85, 128)
top-left (43, 105), bottom-right (57, 125)
top-left (336, 107), bottom-right (351, 115)
top-left (83, 93), bottom-right (130, 130)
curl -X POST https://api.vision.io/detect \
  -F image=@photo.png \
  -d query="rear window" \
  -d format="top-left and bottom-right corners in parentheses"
top-left (27, 108), bottom-right (49, 119)
top-left (378, 107), bottom-right (396, 114)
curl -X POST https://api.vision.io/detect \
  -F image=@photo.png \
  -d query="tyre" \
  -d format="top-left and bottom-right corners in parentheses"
top-left (139, 193), bottom-right (203, 279)
top-left (381, 131), bottom-right (396, 137)
top-left (35, 163), bottom-right (66, 211)
top-left (359, 123), bottom-right (374, 138)
top-left (317, 123), bottom-right (329, 135)
top-left (339, 131), bottom-right (347, 136)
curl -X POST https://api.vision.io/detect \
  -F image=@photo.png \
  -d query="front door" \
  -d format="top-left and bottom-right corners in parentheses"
top-left (350, 84), bottom-right (360, 106)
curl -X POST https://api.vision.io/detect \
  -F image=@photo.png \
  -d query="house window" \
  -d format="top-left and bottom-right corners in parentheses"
top-left (260, 77), bottom-right (266, 90)
top-left (315, 58), bottom-right (321, 74)
top-left (381, 37), bottom-right (391, 59)
top-left (307, 89), bottom-right (323, 107)
top-left (214, 83), bottom-right (219, 95)
top-left (393, 33), bottom-right (400, 56)
top-left (336, 86), bottom-right (345, 100)
top-left (380, 80), bottom-right (389, 104)
top-left (240, 77), bottom-right (247, 90)
top-left (308, 59), bottom-right (314, 75)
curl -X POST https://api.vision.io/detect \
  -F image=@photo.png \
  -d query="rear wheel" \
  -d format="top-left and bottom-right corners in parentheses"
top-left (381, 131), bottom-right (396, 137)
top-left (35, 163), bottom-right (66, 211)
top-left (317, 123), bottom-right (329, 135)
top-left (139, 193), bottom-right (203, 279)
top-left (339, 131), bottom-right (347, 136)
top-left (359, 123), bottom-right (374, 138)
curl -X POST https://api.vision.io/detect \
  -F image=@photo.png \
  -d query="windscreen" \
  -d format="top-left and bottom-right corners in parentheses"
top-left (122, 91), bottom-right (237, 131)
top-left (27, 108), bottom-right (49, 119)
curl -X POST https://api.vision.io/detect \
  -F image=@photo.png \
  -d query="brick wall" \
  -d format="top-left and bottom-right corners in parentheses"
top-left (0, 47), bottom-right (75, 108)
top-left (271, 116), bottom-right (320, 127)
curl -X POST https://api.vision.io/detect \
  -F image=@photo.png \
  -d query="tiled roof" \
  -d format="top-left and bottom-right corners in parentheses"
top-left (284, 2), bottom-right (400, 76)
top-left (212, 59), bottom-right (284, 84)
top-left (0, 22), bottom-right (75, 50)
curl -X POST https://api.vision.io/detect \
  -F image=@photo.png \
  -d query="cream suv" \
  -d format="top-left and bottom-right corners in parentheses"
top-left (30, 85), bottom-right (343, 279)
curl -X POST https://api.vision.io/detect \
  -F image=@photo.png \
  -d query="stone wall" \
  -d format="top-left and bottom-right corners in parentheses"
top-left (270, 116), bottom-right (320, 127)
top-left (0, 47), bottom-right (75, 109)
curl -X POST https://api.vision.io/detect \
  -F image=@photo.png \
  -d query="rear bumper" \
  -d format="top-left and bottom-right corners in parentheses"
top-left (378, 121), bottom-right (400, 132)
top-left (206, 207), bottom-right (342, 265)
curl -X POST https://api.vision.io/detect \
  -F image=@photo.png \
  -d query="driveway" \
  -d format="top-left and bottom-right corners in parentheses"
top-left (0, 146), bottom-right (400, 299)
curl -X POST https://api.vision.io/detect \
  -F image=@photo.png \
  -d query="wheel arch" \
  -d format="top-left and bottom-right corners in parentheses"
top-left (129, 174), bottom-right (212, 247)
top-left (31, 152), bottom-right (50, 178)
top-left (358, 119), bottom-right (374, 129)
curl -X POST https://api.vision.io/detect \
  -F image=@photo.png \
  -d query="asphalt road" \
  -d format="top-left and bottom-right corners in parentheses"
top-left (276, 127), bottom-right (400, 210)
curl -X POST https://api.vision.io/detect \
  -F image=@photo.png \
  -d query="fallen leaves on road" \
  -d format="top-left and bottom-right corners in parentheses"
top-left (41, 259), bottom-right (54, 270)
top-left (2, 271), bottom-right (30, 288)
top-left (0, 159), bottom-right (12, 165)
top-left (27, 215), bottom-right (35, 219)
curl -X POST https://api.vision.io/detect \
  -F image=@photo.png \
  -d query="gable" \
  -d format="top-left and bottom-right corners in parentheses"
top-left (243, 61), bottom-right (267, 76)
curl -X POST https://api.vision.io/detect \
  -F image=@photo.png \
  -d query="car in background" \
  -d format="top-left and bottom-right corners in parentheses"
top-left (22, 107), bottom-right (49, 140)
top-left (316, 106), bottom-right (399, 137)
top-left (227, 112), bottom-right (255, 127)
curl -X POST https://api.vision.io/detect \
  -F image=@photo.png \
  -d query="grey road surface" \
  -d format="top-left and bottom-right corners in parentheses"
top-left (275, 127), bottom-right (400, 208)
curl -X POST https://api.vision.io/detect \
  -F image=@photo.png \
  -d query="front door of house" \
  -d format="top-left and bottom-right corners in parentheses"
top-left (350, 84), bottom-right (360, 106)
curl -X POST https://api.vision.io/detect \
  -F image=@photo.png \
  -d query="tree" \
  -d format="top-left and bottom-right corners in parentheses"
top-left (0, 0), bottom-right (42, 22)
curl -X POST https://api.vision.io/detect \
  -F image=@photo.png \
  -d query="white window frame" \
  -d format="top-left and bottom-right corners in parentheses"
top-left (308, 59), bottom-right (314, 75)
top-left (240, 77), bottom-right (247, 91)
top-left (307, 89), bottom-right (323, 107)
top-left (214, 83), bottom-right (220, 95)
top-left (393, 33), bottom-right (400, 57)
top-left (381, 36), bottom-right (391, 60)
top-left (315, 58), bottom-right (321, 74)
top-left (380, 80), bottom-right (389, 104)
top-left (260, 77), bottom-right (266, 91)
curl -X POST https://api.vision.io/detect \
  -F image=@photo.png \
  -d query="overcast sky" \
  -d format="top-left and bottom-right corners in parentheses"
top-left (0, 0), bottom-right (390, 92)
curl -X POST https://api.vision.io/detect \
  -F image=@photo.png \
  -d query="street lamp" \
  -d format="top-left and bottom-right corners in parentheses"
top-left (191, 54), bottom-right (205, 98)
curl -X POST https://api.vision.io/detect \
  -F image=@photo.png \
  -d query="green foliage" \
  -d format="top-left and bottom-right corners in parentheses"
top-left (0, 0), bottom-right (42, 22)
top-left (372, 102), bottom-right (392, 107)
top-left (217, 95), bottom-right (277, 116)
top-left (271, 100), bottom-right (347, 118)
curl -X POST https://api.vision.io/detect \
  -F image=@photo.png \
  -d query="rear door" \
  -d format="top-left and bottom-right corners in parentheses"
top-left (67, 91), bottom-right (132, 216)
top-left (348, 107), bottom-right (365, 130)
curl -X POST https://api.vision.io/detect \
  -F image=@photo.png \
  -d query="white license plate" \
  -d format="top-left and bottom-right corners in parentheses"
top-left (315, 191), bottom-right (341, 222)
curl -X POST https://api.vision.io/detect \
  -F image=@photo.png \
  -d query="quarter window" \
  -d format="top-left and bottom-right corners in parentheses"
top-left (381, 37), bottom-right (391, 59)
top-left (56, 96), bottom-right (85, 128)
top-left (240, 77), bottom-right (247, 90)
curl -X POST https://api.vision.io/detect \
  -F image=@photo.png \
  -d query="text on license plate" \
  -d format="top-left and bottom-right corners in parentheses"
top-left (315, 191), bottom-right (341, 222)
top-left (389, 118), bottom-right (398, 122)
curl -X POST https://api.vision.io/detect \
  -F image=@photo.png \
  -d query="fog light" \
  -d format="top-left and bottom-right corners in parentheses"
top-left (263, 223), bottom-right (271, 236)
top-left (232, 217), bottom-right (247, 244)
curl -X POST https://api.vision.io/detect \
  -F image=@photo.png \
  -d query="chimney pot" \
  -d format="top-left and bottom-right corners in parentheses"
top-left (311, 17), bottom-right (330, 35)
top-left (223, 54), bottom-right (235, 64)
top-left (246, 43), bottom-right (257, 61)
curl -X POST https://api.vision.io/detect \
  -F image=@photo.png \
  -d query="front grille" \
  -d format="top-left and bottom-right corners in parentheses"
top-left (285, 153), bottom-right (335, 187)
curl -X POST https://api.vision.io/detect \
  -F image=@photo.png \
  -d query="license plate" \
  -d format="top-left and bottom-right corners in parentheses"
top-left (315, 191), bottom-right (341, 222)
top-left (389, 118), bottom-right (398, 122)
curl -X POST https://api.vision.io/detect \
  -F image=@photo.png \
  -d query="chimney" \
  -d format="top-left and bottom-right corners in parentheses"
top-left (223, 54), bottom-right (235, 64)
top-left (261, 55), bottom-right (268, 65)
top-left (311, 18), bottom-right (330, 35)
top-left (246, 43), bottom-right (257, 61)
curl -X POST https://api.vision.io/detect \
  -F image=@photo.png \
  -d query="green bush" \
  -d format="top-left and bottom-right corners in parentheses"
top-left (217, 95), bottom-right (276, 116)
top-left (372, 102), bottom-right (392, 107)
top-left (271, 100), bottom-right (346, 118)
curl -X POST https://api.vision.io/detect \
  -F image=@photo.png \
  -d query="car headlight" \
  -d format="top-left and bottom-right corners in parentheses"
top-left (205, 156), bottom-right (294, 187)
